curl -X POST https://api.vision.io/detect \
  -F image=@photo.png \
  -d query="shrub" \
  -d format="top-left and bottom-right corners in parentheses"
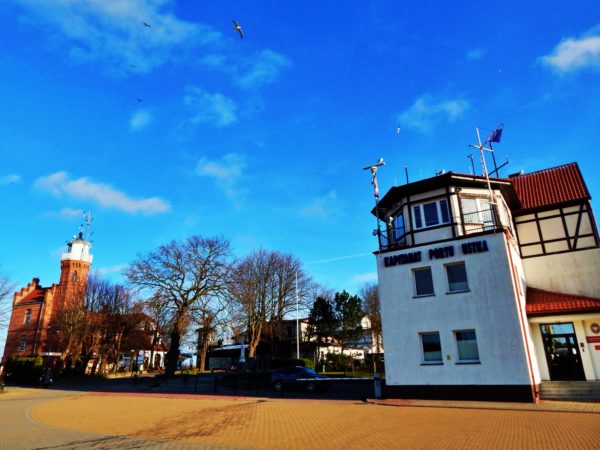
top-left (270, 358), bottom-right (306, 370)
top-left (301, 358), bottom-right (315, 370)
top-left (4, 356), bottom-right (44, 385)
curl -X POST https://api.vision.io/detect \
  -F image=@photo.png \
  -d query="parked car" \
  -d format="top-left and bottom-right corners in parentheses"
top-left (271, 366), bottom-right (332, 393)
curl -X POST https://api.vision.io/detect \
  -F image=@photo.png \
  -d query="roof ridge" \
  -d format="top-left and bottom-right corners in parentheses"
top-left (517, 161), bottom-right (579, 178)
top-left (527, 286), bottom-right (600, 302)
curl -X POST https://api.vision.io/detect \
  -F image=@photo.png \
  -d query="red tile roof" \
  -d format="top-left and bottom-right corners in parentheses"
top-left (526, 287), bottom-right (600, 316)
top-left (510, 162), bottom-right (590, 212)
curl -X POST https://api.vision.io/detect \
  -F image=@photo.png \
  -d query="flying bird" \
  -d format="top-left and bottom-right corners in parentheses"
top-left (137, 98), bottom-right (143, 103)
top-left (232, 20), bottom-right (243, 39)
top-left (396, 126), bottom-right (401, 134)
top-left (143, 22), bottom-right (151, 28)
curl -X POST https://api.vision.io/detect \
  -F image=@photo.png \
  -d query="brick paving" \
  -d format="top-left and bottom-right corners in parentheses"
top-left (24, 389), bottom-right (600, 449)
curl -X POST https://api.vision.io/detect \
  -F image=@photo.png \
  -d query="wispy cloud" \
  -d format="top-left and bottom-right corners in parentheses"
top-left (0, 174), bottom-right (20, 185)
top-left (184, 86), bottom-right (237, 127)
top-left (398, 95), bottom-right (470, 133)
top-left (16, 0), bottom-right (221, 74)
top-left (95, 264), bottom-right (128, 276)
top-left (130, 108), bottom-right (153, 130)
top-left (195, 153), bottom-right (246, 201)
top-left (349, 272), bottom-right (378, 285)
top-left (44, 208), bottom-right (86, 219)
top-left (466, 49), bottom-right (485, 60)
top-left (35, 172), bottom-right (170, 214)
top-left (236, 50), bottom-right (292, 89)
top-left (540, 28), bottom-right (600, 73)
top-left (300, 191), bottom-right (339, 220)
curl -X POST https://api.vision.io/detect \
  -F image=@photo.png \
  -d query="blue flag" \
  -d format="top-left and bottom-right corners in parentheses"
top-left (487, 127), bottom-right (503, 143)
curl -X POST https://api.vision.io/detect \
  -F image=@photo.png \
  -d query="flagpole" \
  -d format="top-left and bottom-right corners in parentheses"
top-left (295, 271), bottom-right (300, 359)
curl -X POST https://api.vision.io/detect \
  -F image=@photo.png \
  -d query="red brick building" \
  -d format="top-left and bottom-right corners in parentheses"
top-left (1, 232), bottom-right (92, 364)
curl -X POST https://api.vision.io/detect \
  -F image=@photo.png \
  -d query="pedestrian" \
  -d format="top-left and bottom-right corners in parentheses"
top-left (41, 368), bottom-right (53, 388)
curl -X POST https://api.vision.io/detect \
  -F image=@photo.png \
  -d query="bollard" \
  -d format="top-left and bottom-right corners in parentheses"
top-left (373, 373), bottom-right (382, 399)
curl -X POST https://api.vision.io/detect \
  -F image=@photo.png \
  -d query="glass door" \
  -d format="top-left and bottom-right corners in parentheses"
top-left (540, 323), bottom-right (585, 381)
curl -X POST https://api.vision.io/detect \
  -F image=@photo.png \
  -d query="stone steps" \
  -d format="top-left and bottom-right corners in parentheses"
top-left (539, 381), bottom-right (600, 402)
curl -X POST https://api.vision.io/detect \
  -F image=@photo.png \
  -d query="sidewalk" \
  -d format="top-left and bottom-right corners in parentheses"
top-left (366, 397), bottom-right (600, 414)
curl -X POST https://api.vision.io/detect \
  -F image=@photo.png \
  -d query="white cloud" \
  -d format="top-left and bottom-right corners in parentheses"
top-left (466, 49), bottom-right (485, 60)
top-left (35, 172), bottom-right (170, 214)
top-left (184, 86), bottom-right (237, 127)
top-left (195, 153), bottom-right (246, 201)
top-left (0, 174), bottom-right (20, 185)
top-left (16, 0), bottom-right (221, 74)
top-left (300, 191), bottom-right (339, 220)
top-left (349, 272), bottom-right (378, 285)
top-left (398, 95), bottom-right (470, 133)
top-left (44, 208), bottom-right (86, 219)
top-left (540, 33), bottom-right (600, 73)
top-left (95, 264), bottom-right (128, 276)
top-left (236, 50), bottom-right (292, 89)
top-left (130, 108), bottom-right (153, 130)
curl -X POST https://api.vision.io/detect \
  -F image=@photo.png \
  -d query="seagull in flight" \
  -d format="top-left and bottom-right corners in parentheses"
top-left (232, 20), bottom-right (243, 39)
top-left (396, 126), bottom-right (401, 134)
top-left (143, 22), bottom-right (151, 28)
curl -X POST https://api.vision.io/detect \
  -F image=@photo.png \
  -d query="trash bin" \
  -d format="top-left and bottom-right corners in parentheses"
top-left (373, 373), bottom-right (382, 399)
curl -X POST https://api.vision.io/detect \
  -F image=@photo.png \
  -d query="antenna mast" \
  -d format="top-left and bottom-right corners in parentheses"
top-left (363, 158), bottom-right (385, 248)
top-left (82, 210), bottom-right (93, 241)
top-left (468, 125), bottom-right (504, 207)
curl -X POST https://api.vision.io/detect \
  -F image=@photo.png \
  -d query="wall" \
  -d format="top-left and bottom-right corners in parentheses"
top-left (377, 233), bottom-right (534, 387)
top-left (522, 248), bottom-right (600, 297)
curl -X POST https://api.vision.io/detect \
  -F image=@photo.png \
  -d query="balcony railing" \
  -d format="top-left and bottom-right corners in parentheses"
top-left (462, 207), bottom-right (498, 234)
top-left (376, 206), bottom-right (501, 252)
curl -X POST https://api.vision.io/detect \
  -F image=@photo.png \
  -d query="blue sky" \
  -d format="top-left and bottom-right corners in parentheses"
top-left (1, 1), bottom-right (599, 328)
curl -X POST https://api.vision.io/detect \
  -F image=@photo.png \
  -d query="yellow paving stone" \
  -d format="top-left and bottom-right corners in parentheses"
top-left (31, 394), bottom-right (600, 449)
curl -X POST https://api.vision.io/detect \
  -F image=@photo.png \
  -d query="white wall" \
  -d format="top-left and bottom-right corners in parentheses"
top-left (377, 233), bottom-right (534, 386)
top-left (522, 248), bottom-right (600, 297)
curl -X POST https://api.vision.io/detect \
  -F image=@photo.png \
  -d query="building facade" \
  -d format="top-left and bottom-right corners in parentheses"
top-left (373, 163), bottom-right (600, 402)
top-left (2, 232), bottom-right (92, 364)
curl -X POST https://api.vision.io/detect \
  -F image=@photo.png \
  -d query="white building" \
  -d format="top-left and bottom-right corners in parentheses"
top-left (374, 162), bottom-right (600, 402)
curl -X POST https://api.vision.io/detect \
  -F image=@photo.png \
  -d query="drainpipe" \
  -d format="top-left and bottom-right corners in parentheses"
top-left (504, 231), bottom-right (538, 403)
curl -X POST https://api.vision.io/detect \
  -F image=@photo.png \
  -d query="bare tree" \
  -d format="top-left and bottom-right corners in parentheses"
top-left (144, 291), bottom-right (174, 371)
top-left (360, 282), bottom-right (382, 354)
top-left (0, 268), bottom-right (14, 346)
top-left (230, 249), bottom-right (312, 359)
top-left (126, 236), bottom-right (232, 376)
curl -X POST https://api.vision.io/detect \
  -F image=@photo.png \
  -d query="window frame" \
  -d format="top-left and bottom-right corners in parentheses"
top-left (445, 262), bottom-right (469, 293)
top-left (412, 199), bottom-right (451, 230)
top-left (18, 335), bottom-right (27, 352)
top-left (461, 196), bottom-right (496, 231)
top-left (420, 332), bottom-right (443, 364)
top-left (454, 329), bottom-right (480, 363)
top-left (413, 266), bottom-right (435, 297)
top-left (24, 308), bottom-right (32, 324)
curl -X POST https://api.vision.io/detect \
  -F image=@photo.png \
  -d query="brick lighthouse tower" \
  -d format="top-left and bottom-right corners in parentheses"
top-left (2, 216), bottom-right (93, 363)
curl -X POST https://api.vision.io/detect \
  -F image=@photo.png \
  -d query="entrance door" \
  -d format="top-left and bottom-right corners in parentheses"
top-left (540, 323), bottom-right (585, 381)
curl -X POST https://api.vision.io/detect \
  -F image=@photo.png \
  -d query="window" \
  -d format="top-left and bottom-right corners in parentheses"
top-left (446, 263), bottom-right (469, 292)
top-left (18, 335), bottom-right (27, 351)
top-left (413, 200), bottom-right (450, 229)
top-left (392, 214), bottom-right (405, 243)
top-left (413, 267), bottom-right (434, 296)
top-left (455, 330), bottom-right (480, 362)
top-left (461, 197), bottom-right (495, 232)
top-left (420, 332), bottom-right (442, 363)
top-left (24, 309), bottom-right (32, 324)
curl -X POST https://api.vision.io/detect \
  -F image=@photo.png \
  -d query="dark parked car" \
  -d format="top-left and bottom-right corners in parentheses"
top-left (271, 366), bottom-right (331, 393)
